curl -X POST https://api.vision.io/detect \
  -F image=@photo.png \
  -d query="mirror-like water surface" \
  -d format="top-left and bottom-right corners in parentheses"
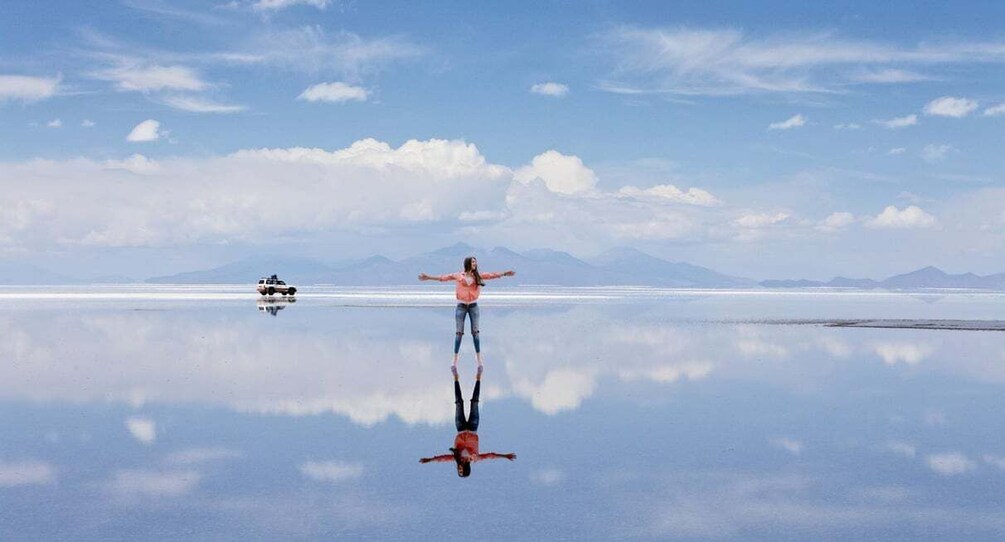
top-left (2, 287), bottom-right (1004, 540)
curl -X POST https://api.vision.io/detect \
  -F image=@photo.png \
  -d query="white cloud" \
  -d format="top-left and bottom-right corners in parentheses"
top-left (126, 416), bottom-right (156, 444)
top-left (733, 212), bottom-right (790, 229)
top-left (772, 437), bottom-right (804, 455)
top-left (530, 468), bottom-right (565, 486)
top-left (833, 123), bottom-right (861, 130)
top-left (166, 447), bottom-right (243, 465)
top-left (876, 114), bottom-right (917, 129)
top-left (253, 0), bottom-right (330, 10)
top-left (873, 342), bottom-right (932, 365)
top-left (0, 74), bottom-right (60, 103)
top-left (126, 119), bottom-right (162, 142)
top-left (921, 143), bottom-right (955, 163)
top-left (514, 150), bottom-right (598, 195)
top-left (109, 469), bottom-right (199, 497)
top-left (618, 184), bottom-right (721, 206)
top-left (104, 154), bottom-right (161, 175)
top-left (984, 103), bottom-right (1005, 116)
top-left (81, 119), bottom-right (96, 127)
top-left (816, 211), bottom-right (855, 232)
top-left (865, 205), bottom-right (936, 229)
top-left (530, 82), bottom-right (569, 97)
top-left (298, 81), bottom-right (369, 103)
top-left (768, 114), bottom-right (806, 130)
top-left (982, 454), bottom-right (1005, 470)
top-left (300, 460), bottom-right (364, 482)
top-left (883, 441), bottom-right (916, 458)
top-left (0, 460), bottom-right (56, 487)
top-left (851, 68), bottom-right (930, 84)
top-left (511, 368), bottom-right (597, 415)
top-left (923, 96), bottom-right (978, 118)
top-left (888, 147), bottom-right (907, 155)
top-left (95, 64), bottom-right (206, 93)
top-left (46, 119), bottom-right (62, 128)
top-left (160, 95), bottom-right (246, 113)
top-left (926, 453), bottom-right (976, 476)
top-left (598, 26), bottom-right (1005, 95)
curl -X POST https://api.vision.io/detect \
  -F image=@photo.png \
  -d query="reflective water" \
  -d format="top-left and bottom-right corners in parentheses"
top-left (1, 287), bottom-right (1005, 540)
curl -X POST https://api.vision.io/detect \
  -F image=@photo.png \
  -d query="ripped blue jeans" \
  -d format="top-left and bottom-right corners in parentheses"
top-left (454, 302), bottom-right (480, 354)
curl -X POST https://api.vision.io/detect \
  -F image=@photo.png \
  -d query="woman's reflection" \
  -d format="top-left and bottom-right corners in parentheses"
top-left (420, 366), bottom-right (516, 477)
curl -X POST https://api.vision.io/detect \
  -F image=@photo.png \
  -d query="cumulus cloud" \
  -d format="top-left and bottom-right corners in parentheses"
top-left (81, 119), bottom-right (96, 127)
top-left (926, 453), bottom-right (976, 476)
top-left (300, 460), bottom-right (364, 482)
top-left (0, 460), bottom-right (56, 487)
top-left (104, 154), bottom-right (161, 175)
top-left (530, 82), bottom-right (569, 97)
top-left (888, 147), bottom-right (907, 155)
top-left (873, 342), bottom-right (932, 365)
top-left (46, 119), bottom-right (62, 128)
top-left (514, 150), bottom-right (598, 195)
top-left (298, 81), bottom-right (369, 103)
top-left (876, 114), bottom-right (917, 129)
top-left (768, 114), bottom-right (806, 130)
top-left (126, 416), bottom-right (157, 445)
top-left (597, 26), bottom-right (1005, 96)
top-left (984, 103), bottom-right (1005, 116)
top-left (816, 211), bottom-right (855, 232)
top-left (617, 184), bottom-right (721, 206)
top-left (126, 119), bottom-right (162, 142)
top-left (923, 96), bottom-right (978, 118)
top-left (921, 143), bottom-right (955, 163)
top-left (865, 205), bottom-right (936, 229)
top-left (0, 74), bottom-right (60, 102)
top-left (511, 367), bottom-right (597, 415)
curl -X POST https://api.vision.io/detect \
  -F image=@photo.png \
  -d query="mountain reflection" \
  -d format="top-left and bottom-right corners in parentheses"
top-left (0, 298), bottom-right (1003, 426)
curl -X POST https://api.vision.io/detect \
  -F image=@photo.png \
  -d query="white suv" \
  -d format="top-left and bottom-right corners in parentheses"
top-left (257, 275), bottom-right (297, 296)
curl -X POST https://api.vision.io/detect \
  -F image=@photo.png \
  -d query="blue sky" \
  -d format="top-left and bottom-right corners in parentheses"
top-left (2, 0), bottom-right (1005, 279)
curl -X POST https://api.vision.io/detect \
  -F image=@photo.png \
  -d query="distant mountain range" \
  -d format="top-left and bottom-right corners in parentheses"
top-left (146, 243), bottom-right (752, 288)
top-left (4, 246), bottom-right (1005, 290)
top-left (760, 266), bottom-right (1005, 291)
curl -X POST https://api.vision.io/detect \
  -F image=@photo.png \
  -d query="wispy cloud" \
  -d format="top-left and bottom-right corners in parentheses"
top-left (46, 119), bottom-right (62, 128)
top-left (530, 82), bottom-right (570, 97)
top-left (771, 437), bottom-right (804, 455)
top-left (298, 81), bottom-right (369, 103)
top-left (618, 184), bottom-right (721, 206)
top-left (300, 460), bottom-right (364, 482)
top-left (159, 95), bottom-right (246, 113)
top-left (93, 63), bottom-right (207, 92)
top-left (252, 0), bottom-right (330, 11)
top-left (926, 452), bottom-right (976, 476)
top-left (875, 114), bottom-right (917, 129)
top-left (984, 102), bottom-right (1005, 116)
top-left (921, 143), bottom-right (956, 163)
top-left (598, 26), bottom-right (1005, 95)
top-left (768, 114), bottom-right (806, 130)
top-left (108, 469), bottom-right (200, 497)
top-left (0, 74), bottom-right (61, 102)
top-left (0, 460), bottom-right (56, 487)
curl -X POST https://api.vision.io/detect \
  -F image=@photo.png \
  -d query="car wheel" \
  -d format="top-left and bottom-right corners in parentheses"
top-left (268, 287), bottom-right (275, 295)
top-left (288, 288), bottom-right (296, 295)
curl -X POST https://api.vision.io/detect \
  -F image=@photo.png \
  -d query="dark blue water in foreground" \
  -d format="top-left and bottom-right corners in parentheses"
top-left (1, 287), bottom-right (1005, 540)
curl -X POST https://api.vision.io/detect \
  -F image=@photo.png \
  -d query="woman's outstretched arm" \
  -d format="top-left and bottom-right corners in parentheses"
top-left (418, 272), bottom-right (459, 282)
top-left (480, 270), bottom-right (516, 280)
top-left (419, 454), bottom-right (455, 463)
top-left (474, 452), bottom-right (516, 461)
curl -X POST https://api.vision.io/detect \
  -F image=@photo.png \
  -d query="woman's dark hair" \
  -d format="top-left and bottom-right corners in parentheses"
top-left (463, 256), bottom-right (484, 286)
top-left (450, 447), bottom-right (472, 477)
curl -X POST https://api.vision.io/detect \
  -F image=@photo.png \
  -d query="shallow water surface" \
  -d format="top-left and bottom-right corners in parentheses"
top-left (1, 287), bottom-right (1004, 540)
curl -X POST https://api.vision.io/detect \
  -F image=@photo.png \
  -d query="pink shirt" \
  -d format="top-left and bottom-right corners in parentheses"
top-left (434, 271), bottom-right (503, 303)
